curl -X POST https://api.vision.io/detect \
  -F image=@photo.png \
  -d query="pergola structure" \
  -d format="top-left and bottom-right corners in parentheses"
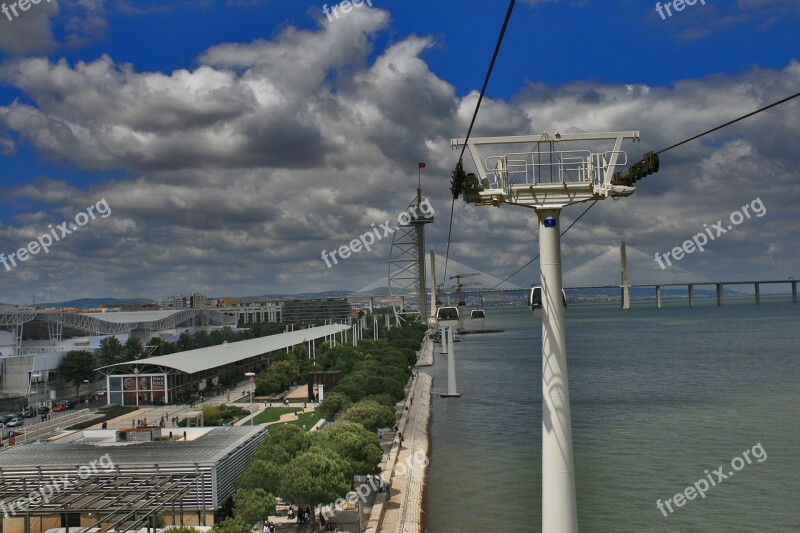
top-left (0, 472), bottom-right (206, 533)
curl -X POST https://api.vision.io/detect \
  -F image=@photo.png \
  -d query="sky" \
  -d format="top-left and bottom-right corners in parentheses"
top-left (0, 0), bottom-right (798, 304)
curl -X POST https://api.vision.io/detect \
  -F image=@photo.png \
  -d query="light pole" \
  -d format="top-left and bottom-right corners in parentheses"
top-left (43, 355), bottom-right (48, 406)
top-left (245, 372), bottom-right (256, 425)
top-left (83, 379), bottom-right (90, 407)
top-left (451, 130), bottom-right (649, 532)
top-left (32, 372), bottom-right (41, 409)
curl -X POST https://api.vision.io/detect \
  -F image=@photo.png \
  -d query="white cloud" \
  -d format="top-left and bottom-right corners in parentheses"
top-left (0, 9), bottom-right (798, 302)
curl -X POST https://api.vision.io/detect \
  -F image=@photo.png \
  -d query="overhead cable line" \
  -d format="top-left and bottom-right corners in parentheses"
top-left (656, 89), bottom-right (800, 155)
top-left (490, 88), bottom-right (800, 287)
top-left (442, 0), bottom-right (516, 287)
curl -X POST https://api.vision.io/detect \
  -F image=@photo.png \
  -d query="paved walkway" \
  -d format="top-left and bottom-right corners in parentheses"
top-left (89, 380), bottom-right (312, 430)
top-left (415, 334), bottom-right (434, 367)
top-left (365, 371), bottom-right (432, 533)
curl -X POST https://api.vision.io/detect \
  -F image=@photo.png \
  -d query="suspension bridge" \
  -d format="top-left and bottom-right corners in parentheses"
top-left (350, 243), bottom-right (798, 318)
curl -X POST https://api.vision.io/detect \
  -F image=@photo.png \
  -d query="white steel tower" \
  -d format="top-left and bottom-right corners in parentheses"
top-left (450, 131), bottom-right (657, 533)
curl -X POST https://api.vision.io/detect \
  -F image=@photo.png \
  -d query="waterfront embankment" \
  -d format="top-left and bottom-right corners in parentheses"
top-left (365, 333), bottom-right (433, 532)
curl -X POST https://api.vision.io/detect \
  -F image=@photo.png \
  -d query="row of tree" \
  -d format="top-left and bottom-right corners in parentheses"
top-left (315, 322), bottom-right (425, 430)
top-left (226, 421), bottom-right (383, 527)
top-left (212, 319), bottom-right (426, 532)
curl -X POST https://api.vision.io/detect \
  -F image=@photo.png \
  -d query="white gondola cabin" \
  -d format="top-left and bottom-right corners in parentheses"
top-left (529, 286), bottom-right (567, 319)
top-left (470, 309), bottom-right (486, 319)
top-left (436, 306), bottom-right (460, 328)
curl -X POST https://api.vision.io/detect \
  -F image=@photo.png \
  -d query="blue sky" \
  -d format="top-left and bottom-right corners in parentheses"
top-left (1, 0), bottom-right (799, 303)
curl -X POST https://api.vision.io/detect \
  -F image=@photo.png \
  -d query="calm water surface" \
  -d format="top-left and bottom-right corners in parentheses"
top-left (423, 298), bottom-right (800, 532)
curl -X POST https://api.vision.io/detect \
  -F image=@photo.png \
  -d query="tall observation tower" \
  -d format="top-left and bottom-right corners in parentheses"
top-left (388, 168), bottom-right (434, 325)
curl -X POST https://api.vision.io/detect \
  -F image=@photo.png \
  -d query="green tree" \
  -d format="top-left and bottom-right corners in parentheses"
top-left (123, 336), bottom-right (144, 361)
top-left (253, 424), bottom-right (311, 464)
top-left (238, 459), bottom-right (286, 493)
top-left (255, 359), bottom-right (302, 396)
top-left (363, 393), bottom-right (397, 408)
top-left (317, 345), bottom-right (363, 373)
top-left (313, 421), bottom-right (383, 478)
top-left (211, 516), bottom-right (250, 533)
top-left (177, 330), bottom-right (195, 351)
top-left (148, 337), bottom-right (164, 355)
top-left (330, 380), bottom-right (368, 403)
top-left (221, 327), bottom-right (241, 343)
top-left (317, 392), bottom-right (352, 421)
top-left (232, 488), bottom-right (276, 526)
top-left (291, 344), bottom-right (308, 359)
top-left (254, 373), bottom-right (284, 396)
top-left (281, 449), bottom-right (349, 509)
top-left (338, 399), bottom-right (395, 432)
top-left (208, 329), bottom-right (225, 345)
top-left (219, 404), bottom-right (248, 423)
top-left (97, 336), bottom-right (123, 366)
top-left (193, 329), bottom-right (211, 348)
top-left (202, 405), bottom-right (221, 426)
top-left (59, 350), bottom-right (97, 396)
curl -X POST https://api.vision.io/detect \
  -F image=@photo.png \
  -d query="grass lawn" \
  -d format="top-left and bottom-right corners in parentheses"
top-left (284, 411), bottom-right (319, 430)
top-left (67, 405), bottom-right (139, 430)
top-left (252, 407), bottom-right (297, 424)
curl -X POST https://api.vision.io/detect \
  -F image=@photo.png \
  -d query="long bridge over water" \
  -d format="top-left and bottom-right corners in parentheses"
top-left (564, 243), bottom-right (798, 308)
top-left (351, 245), bottom-right (798, 317)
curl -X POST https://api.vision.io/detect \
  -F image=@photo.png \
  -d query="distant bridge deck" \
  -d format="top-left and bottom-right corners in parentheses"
top-left (568, 279), bottom-right (798, 307)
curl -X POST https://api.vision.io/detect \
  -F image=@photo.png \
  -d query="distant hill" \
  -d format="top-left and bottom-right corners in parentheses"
top-left (35, 292), bottom-right (354, 309)
top-left (237, 291), bottom-right (353, 301)
top-left (37, 297), bottom-right (158, 309)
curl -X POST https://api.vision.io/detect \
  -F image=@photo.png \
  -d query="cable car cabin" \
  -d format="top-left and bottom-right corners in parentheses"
top-left (470, 309), bottom-right (486, 319)
top-left (529, 286), bottom-right (567, 320)
top-left (436, 306), bottom-right (460, 328)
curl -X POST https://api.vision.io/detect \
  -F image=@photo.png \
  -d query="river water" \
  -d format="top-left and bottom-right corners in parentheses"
top-left (423, 298), bottom-right (800, 532)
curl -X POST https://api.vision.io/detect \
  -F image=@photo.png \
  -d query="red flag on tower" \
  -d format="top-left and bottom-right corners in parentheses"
top-left (418, 162), bottom-right (427, 169)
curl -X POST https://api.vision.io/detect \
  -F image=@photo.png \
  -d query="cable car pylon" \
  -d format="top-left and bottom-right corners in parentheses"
top-left (451, 130), bottom-right (654, 533)
top-left (435, 306), bottom-right (461, 397)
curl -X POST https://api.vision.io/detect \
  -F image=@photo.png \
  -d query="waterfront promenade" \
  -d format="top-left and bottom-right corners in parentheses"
top-left (365, 332), bottom-right (434, 532)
